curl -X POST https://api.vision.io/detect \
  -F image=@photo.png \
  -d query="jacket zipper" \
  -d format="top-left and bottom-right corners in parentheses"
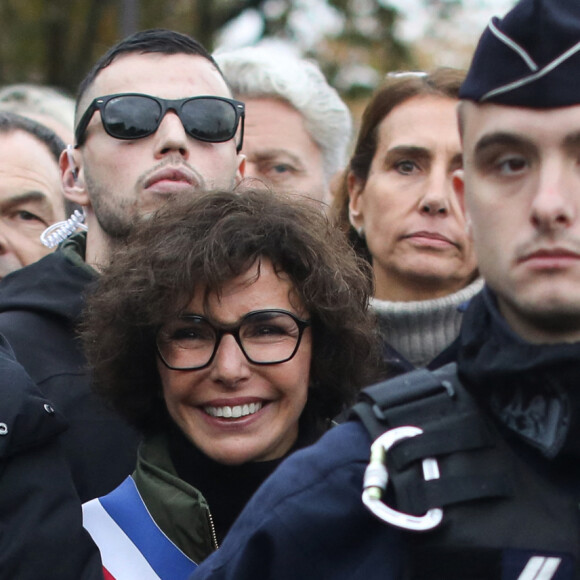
top-left (207, 507), bottom-right (219, 550)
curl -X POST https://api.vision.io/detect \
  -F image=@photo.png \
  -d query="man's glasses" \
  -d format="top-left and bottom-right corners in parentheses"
top-left (156, 309), bottom-right (311, 371)
top-left (75, 93), bottom-right (245, 152)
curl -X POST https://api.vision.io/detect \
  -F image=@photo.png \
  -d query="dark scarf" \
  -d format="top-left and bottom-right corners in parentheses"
top-left (457, 287), bottom-right (580, 459)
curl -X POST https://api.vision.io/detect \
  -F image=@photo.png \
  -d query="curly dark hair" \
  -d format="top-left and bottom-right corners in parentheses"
top-left (81, 189), bottom-right (382, 435)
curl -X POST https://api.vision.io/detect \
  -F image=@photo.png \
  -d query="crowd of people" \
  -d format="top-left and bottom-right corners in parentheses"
top-left (2, 0), bottom-right (580, 578)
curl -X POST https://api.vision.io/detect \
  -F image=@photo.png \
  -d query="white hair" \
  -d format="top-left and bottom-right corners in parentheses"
top-left (215, 46), bottom-right (352, 183)
top-left (0, 84), bottom-right (75, 131)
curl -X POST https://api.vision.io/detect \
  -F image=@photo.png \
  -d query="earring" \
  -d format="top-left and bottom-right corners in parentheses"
top-left (465, 217), bottom-right (473, 236)
top-left (357, 226), bottom-right (365, 239)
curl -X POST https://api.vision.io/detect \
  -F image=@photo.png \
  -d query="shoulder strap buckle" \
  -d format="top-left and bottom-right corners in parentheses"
top-left (362, 426), bottom-right (443, 531)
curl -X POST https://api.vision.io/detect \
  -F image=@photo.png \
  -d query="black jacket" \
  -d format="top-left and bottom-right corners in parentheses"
top-left (0, 335), bottom-right (103, 580)
top-left (0, 233), bottom-right (140, 502)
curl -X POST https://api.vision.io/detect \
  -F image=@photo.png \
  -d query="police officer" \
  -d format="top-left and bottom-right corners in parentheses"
top-left (189, 1), bottom-right (580, 578)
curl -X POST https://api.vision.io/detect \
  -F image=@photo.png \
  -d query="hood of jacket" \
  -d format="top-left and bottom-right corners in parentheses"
top-left (0, 334), bottom-right (67, 461)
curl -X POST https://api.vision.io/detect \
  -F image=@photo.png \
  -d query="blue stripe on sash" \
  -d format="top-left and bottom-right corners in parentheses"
top-left (99, 476), bottom-right (198, 579)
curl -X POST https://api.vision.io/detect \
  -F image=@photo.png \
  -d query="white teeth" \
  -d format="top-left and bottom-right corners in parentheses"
top-left (204, 402), bottom-right (263, 419)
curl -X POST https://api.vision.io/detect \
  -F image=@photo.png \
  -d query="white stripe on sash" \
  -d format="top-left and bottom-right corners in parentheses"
top-left (83, 497), bottom-right (162, 580)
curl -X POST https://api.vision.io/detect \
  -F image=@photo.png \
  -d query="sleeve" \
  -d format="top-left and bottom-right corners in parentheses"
top-left (0, 337), bottom-right (104, 580)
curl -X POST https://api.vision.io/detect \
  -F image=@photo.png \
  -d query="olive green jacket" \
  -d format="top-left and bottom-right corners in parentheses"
top-left (133, 433), bottom-right (218, 564)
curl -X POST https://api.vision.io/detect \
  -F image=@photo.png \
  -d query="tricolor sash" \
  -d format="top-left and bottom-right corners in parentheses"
top-left (83, 476), bottom-right (198, 580)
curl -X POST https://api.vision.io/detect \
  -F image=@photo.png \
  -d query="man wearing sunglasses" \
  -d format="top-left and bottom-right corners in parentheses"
top-left (65, 30), bottom-right (246, 268)
top-left (0, 29), bottom-right (246, 504)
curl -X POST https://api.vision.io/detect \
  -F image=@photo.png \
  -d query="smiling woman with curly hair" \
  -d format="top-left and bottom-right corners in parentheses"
top-left (80, 188), bottom-right (381, 578)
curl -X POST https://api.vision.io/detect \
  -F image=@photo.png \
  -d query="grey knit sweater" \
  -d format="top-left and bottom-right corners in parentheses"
top-left (371, 278), bottom-right (484, 368)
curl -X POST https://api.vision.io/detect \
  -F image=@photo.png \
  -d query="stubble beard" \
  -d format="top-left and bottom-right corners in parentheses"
top-left (498, 291), bottom-right (580, 344)
top-left (84, 165), bottom-right (239, 243)
top-left (85, 170), bottom-right (137, 242)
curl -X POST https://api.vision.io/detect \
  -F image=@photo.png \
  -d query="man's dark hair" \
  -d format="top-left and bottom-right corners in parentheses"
top-left (0, 111), bottom-right (77, 216)
top-left (76, 28), bottom-right (223, 118)
top-left (0, 110), bottom-right (65, 162)
top-left (81, 188), bottom-right (382, 435)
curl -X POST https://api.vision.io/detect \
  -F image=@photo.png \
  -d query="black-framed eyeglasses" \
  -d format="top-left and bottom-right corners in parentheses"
top-left (74, 93), bottom-right (245, 152)
top-left (156, 309), bottom-right (311, 371)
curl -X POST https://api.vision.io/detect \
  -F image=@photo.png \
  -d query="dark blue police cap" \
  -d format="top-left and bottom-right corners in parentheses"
top-left (460, 0), bottom-right (580, 107)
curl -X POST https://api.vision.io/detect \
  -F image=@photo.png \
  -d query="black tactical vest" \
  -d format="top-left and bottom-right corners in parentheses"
top-left (351, 363), bottom-right (580, 580)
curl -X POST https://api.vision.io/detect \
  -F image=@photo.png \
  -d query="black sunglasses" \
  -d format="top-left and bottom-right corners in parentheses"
top-left (74, 93), bottom-right (245, 152)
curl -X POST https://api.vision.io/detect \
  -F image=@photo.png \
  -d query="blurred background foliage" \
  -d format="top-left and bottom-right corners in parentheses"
top-left (0, 0), bottom-right (514, 107)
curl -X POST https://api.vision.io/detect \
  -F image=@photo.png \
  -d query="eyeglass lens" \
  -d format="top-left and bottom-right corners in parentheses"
top-left (158, 310), bottom-right (305, 370)
top-left (103, 95), bottom-right (238, 142)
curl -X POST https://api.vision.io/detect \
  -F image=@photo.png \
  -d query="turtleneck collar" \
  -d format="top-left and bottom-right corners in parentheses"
top-left (371, 277), bottom-right (484, 367)
top-left (457, 286), bottom-right (580, 459)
